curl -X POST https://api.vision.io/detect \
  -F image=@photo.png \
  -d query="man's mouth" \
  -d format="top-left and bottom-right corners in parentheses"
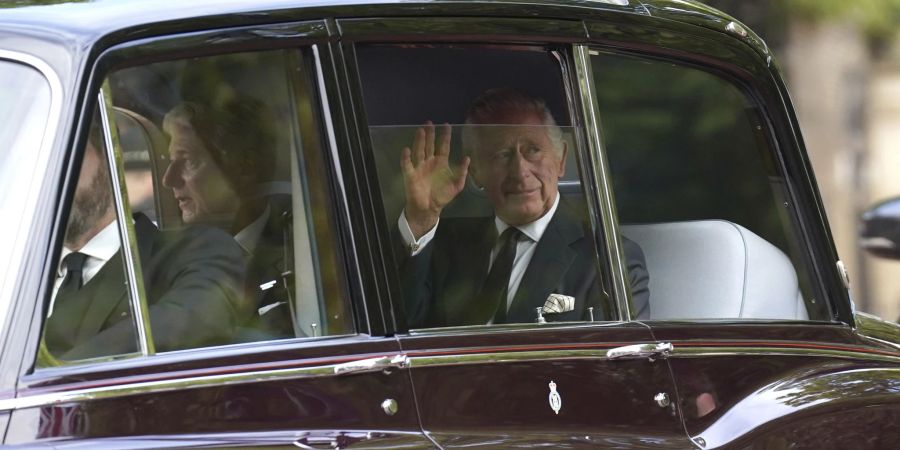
top-left (506, 187), bottom-right (540, 197)
top-left (175, 196), bottom-right (192, 208)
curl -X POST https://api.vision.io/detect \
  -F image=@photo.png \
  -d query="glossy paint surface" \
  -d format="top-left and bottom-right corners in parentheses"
top-left (400, 324), bottom-right (692, 448)
top-left (5, 338), bottom-right (430, 446)
top-left (0, 0), bottom-right (898, 448)
top-left (649, 320), bottom-right (900, 448)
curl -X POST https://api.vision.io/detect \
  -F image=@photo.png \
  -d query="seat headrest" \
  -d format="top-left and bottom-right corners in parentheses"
top-left (621, 220), bottom-right (808, 320)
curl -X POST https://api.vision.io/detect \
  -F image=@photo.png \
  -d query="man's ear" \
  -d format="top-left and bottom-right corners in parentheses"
top-left (557, 142), bottom-right (568, 178)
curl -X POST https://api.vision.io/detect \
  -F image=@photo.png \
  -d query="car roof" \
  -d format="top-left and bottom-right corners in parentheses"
top-left (0, 0), bottom-right (759, 48)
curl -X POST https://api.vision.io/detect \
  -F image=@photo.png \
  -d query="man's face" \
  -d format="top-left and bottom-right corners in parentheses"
top-left (470, 111), bottom-right (567, 226)
top-left (162, 123), bottom-right (237, 226)
top-left (65, 142), bottom-right (112, 247)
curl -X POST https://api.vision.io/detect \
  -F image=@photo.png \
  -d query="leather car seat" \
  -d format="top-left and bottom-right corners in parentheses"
top-left (621, 220), bottom-right (809, 320)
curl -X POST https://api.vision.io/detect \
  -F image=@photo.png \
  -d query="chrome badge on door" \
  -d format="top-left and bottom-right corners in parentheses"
top-left (548, 380), bottom-right (562, 414)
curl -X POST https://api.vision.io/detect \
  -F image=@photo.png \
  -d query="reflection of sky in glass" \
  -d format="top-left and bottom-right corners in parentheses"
top-left (0, 61), bottom-right (51, 335)
top-left (696, 367), bottom-right (900, 447)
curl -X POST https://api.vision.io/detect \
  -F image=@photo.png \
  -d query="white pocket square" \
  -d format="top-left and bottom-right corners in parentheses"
top-left (542, 293), bottom-right (575, 314)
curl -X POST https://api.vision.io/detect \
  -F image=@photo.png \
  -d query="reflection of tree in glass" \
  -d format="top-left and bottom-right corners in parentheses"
top-left (594, 53), bottom-right (786, 253)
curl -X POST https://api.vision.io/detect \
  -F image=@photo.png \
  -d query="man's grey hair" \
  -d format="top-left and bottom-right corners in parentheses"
top-left (460, 88), bottom-right (565, 158)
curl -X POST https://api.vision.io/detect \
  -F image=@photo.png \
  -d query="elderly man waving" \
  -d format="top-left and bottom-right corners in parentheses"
top-left (397, 88), bottom-right (649, 328)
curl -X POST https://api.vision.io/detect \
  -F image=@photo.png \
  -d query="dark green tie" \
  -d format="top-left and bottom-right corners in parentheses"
top-left (475, 227), bottom-right (521, 324)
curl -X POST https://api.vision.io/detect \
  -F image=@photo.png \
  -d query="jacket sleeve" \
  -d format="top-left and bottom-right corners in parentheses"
top-left (622, 236), bottom-right (651, 320)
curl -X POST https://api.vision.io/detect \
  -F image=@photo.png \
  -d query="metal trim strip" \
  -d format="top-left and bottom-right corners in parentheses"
top-left (97, 89), bottom-right (155, 356)
top-left (571, 45), bottom-right (632, 320)
top-left (1, 339), bottom-right (897, 412)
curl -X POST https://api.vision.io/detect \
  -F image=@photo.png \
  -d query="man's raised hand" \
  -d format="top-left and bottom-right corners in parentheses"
top-left (400, 121), bottom-right (470, 239)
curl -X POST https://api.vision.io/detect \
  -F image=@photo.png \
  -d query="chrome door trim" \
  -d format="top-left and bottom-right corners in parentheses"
top-left (0, 352), bottom-right (409, 413)
top-left (3, 342), bottom-right (895, 412)
top-left (403, 342), bottom-right (900, 368)
top-left (668, 345), bottom-right (900, 363)
top-left (571, 45), bottom-right (632, 320)
top-left (97, 88), bottom-right (155, 356)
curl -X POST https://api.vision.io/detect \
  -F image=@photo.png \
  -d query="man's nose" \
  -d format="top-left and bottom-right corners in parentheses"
top-left (507, 148), bottom-right (531, 180)
top-left (161, 162), bottom-right (181, 189)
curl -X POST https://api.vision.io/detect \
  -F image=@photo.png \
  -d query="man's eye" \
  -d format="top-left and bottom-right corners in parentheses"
top-left (184, 158), bottom-right (201, 170)
top-left (493, 149), bottom-right (513, 161)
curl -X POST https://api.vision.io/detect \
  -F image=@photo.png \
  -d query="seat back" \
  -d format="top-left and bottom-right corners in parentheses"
top-left (621, 220), bottom-right (808, 320)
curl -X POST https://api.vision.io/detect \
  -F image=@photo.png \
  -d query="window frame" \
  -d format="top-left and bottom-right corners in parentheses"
top-left (580, 15), bottom-right (849, 325)
top-left (26, 20), bottom-right (379, 376)
top-left (340, 17), bottom-right (638, 333)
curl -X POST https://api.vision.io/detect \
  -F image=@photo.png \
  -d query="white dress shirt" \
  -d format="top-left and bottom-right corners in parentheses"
top-left (399, 194), bottom-right (561, 311)
top-left (49, 220), bottom-right (121, 316)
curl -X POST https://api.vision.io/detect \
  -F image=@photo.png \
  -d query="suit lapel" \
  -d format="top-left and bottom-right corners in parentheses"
top-left (506, 206), bottom-right (583, 323)
top-left (74, 251), bottom-right (128, 343)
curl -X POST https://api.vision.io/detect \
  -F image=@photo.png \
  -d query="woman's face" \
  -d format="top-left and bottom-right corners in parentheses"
top-left (162, 123), bottom-right (238, 226)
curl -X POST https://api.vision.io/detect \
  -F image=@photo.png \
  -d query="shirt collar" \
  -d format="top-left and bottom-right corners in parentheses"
top-left (59, 220), bottom-right (121, 274)
top-left (494, 193), bottom-right (560, 242)
top-left (234, 205), bottom-right (270, 255)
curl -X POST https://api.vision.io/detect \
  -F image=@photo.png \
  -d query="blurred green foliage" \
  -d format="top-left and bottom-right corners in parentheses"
top-left (787, 0), bottom-right (900, 41)
top-left (703, 0), bottom-right (900, 45)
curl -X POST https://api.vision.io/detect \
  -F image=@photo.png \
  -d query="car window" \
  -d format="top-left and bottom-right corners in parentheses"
top-left (0, 60), bottom-right (52, 339)
top-left (37, 48), bottom-right (353, 367)
top-left (591, 50), bottom-right (826, 321)
top-left (358, 44), bottom-right (644, 328)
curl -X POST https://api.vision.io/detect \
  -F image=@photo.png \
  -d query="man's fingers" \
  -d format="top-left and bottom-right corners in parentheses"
top-left (412, 127), bottom-right (426, 165)
top-left (453, 156), bottom-right (471, 190)
top-left (424, 120), bottom-right (435, 159)
top-left (437, 122), bottom-right (452, 160)
top-left (400, 147), bottom-right (414, 175)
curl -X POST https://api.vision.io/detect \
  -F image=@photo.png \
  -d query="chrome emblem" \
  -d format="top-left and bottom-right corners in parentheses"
top-left (548, 380), bottom-right (562, 414)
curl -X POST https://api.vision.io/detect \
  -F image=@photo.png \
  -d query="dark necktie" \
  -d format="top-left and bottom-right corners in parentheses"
top-left (58, 252), bottom-right (88, 296)
top-left (474, 227), bottom-right (521, 324)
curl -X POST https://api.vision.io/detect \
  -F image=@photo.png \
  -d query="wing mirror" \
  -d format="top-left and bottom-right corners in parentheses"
top-left (860, 197), bottom-right (900, 260)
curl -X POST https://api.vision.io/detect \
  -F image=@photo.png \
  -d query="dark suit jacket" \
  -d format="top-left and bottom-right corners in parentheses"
top-left (238, 196), bottom-right (296, 340)
top-left (401, 201), bottom-right (649, 328)
top-left (45, 214), bottom-right (249, 360)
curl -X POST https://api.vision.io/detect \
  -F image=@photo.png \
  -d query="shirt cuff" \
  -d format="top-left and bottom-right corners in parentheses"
top-left (398, 210), bottom-right (438, 256)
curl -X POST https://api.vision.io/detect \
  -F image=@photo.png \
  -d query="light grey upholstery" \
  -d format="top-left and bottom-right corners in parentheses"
top-left (621, 220), bottom-right (809, 320)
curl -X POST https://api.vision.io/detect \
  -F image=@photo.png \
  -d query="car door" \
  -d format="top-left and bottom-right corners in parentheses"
top-left (346, 16), bottom-right (692, 448)
top-left (584, 17), bottom-right (900, 449)
top-left (2, 19), bottom-right (431, 449)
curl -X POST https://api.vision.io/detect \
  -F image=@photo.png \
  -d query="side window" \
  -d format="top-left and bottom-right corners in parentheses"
top-left (592, 51), bottom-right (825, 321)
top-left (38, 48), bottom-right (353, 367)
top-left (358, 44), bottom-right (648, 328)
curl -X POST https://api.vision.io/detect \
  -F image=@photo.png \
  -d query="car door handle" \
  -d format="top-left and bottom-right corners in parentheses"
top-left (333, 354), bottom-right (409, 375)
top-left (607, 342), bottom-right (673, 360)
top-left (294, 436), bottom-right (339, 449)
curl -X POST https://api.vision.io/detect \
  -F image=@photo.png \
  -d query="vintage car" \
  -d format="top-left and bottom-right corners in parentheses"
top-left (1, 0), bottom-right (898, 448)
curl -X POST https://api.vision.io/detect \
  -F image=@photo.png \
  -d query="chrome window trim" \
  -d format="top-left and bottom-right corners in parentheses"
top-left (571, 45), bottom-right (632, 321)
top-left (97, 88), bottom-right (155, 356)
top-left (2, 342), bottom-right (895, 412)
top-left (313, 43), bottom-right (371, 330)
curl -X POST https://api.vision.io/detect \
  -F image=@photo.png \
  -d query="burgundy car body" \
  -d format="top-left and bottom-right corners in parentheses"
top-left (0, 1), bottom-right (897, 449)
